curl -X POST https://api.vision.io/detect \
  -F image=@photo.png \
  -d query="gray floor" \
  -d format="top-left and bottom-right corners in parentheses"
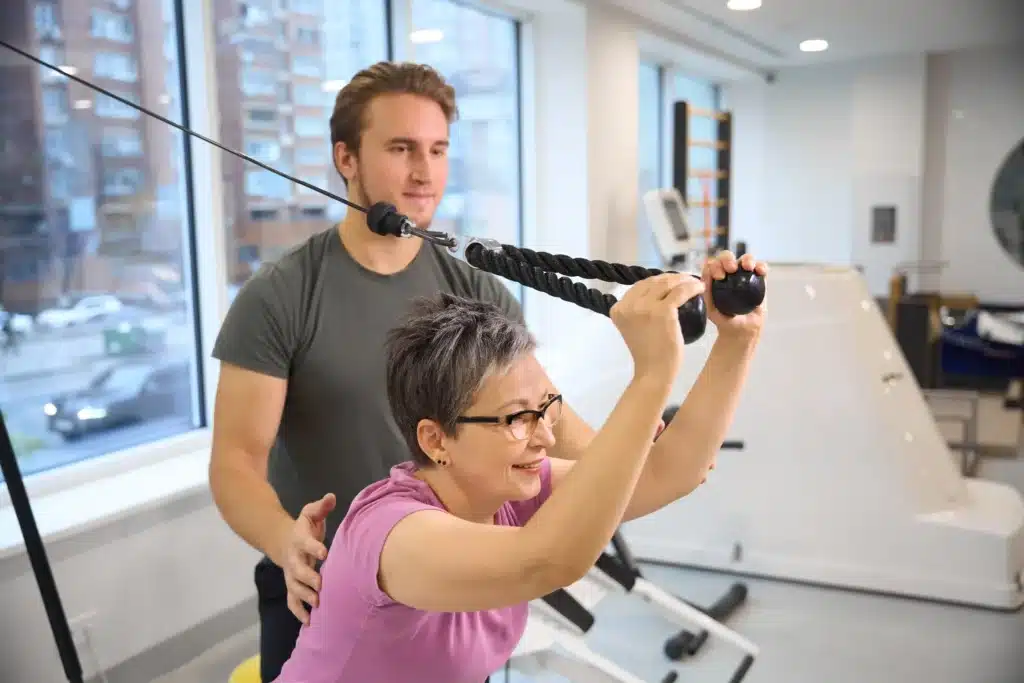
top-left (158, 392), bottom-right (1024, 683)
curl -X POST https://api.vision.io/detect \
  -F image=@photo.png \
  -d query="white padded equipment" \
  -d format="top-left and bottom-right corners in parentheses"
top-left (538, 265), bottom-right (1024, 610)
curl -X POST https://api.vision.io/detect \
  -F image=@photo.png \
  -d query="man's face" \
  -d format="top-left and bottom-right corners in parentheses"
top-left (334, 92), bottom-right (450, 229)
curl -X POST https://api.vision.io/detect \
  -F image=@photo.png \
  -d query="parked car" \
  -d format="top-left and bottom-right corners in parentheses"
top-left (36, 294), bottom-right (123, 329)
top-left (0, 305), bottom-right (34, 335)
top-left (43, 358), bottom-right (192, 440)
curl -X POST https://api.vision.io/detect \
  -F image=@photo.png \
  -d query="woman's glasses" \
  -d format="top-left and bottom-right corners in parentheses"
top-left (455, 394), bottom-right (564, 441)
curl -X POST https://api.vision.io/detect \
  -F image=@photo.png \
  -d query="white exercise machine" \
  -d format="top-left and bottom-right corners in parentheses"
top-left (540, 191), bottom-right (1024, 610)
top-left (515, 550), bottom-right (759, 683)
top-left (641, 187), bottom-right (703, 269)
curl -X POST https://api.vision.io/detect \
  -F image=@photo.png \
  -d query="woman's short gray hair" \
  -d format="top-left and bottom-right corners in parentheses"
top-left (385, 293), bottom-right (536, 466)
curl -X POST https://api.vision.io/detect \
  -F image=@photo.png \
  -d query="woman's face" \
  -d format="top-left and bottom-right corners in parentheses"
top-left (418, 352), bottom-right (561, 502)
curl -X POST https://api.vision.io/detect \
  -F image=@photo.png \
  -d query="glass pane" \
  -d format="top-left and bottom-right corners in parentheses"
top-left (673, 73), bottom-right (720, 248)
top-left (408, 0), bottom-right (522, 251)
top-left (0, 0), bottom-right (202, 481)
top-left (637, 61), bottom-right (662, 269)
top-left (211, 0), bottom-right (389, 296)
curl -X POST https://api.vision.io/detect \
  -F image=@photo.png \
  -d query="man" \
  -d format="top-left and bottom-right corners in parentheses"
top-left (208, 61), bottom-right (600, 682)
top-left (209, 60), bottom-right (762, 682)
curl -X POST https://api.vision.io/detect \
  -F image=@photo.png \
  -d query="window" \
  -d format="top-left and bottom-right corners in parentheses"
top-left (296, 27), bottom-right (320, 45)
top-left (294, 83), bottom-right (328, 108)
top-left (293, 115), bottom-right (321, 137)
top-left (245, 138), bottom-right (282, 163)
top-left (245, 169), bottom-right (292, 199)
top-left (34, 2), bottom-right (58, 38)
top-left (245, 107), bottom-right (279, 128)
top-left (637, 61), bottom-right (663, 268)
top-left (0, 0), bottom-right (201, 483)
top-left (241, 67), bottom-right (277, 97)
top-left (405, 0), bottom-right (523, 252)
top-left (103, 167), bottom-right (145, 196)
top-left (42, 87), bottom-right (68, 123)
top-left (291, 55), bottom-right (323, 78)
top-left (295, 146), bottom-right (324, 165)
top-left (94, 52), bottom-right (138, 81)
top-left (673, 73), bottom-right (721, 252)
top-left (101, 127), bottom-right (144, 157)
top-left (91, 9), bottom-right (134, 43)
top-left (95, 90), bottom-right (141, 119)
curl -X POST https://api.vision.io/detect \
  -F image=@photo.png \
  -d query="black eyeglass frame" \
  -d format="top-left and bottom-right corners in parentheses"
top-left (455, 394), bottom-right (564, 440)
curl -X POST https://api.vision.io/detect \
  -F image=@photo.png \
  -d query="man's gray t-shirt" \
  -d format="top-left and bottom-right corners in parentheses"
top-left (211, 227), bottom-right (524, 546)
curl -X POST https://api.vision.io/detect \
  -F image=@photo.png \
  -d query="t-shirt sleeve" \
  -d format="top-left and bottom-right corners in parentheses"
top-left (339, 495), bottom-right (438, 606)
top-left (473, 270), bottom-right (525, 325)
top-left (211, 264), bottom-right (302, 379)
top-left (506, 457), bottom-right (554, 525)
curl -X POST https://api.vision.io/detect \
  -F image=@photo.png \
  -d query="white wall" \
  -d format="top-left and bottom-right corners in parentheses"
top-left (723, 55), bottom-right (927, 295)
top-left (930, 44), bottom-right (1024, 303)
top-left (723, 45), bottom-right (1024, 302)
top-left (586, 3), bottom-right (640, 267)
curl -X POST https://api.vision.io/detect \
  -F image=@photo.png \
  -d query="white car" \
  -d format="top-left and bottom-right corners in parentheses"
top-left (36, 295), bottom-right (123, 329)
top-left (0, 306), bottom-right (34, 335)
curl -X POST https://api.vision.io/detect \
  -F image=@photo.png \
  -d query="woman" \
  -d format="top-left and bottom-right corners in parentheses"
top-left (273, 254), bottom-right (767, 683)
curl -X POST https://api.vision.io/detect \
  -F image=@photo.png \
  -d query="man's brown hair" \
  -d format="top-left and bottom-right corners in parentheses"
top-left (329, 61), bottom-right (459, 160)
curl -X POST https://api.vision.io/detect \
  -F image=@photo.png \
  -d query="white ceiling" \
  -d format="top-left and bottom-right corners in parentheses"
top-left (599, 0), bottom-right (1024, 78)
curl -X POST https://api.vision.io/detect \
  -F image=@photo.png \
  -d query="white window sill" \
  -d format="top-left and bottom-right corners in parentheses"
top-left (0, 430), bottom-right (212, 562)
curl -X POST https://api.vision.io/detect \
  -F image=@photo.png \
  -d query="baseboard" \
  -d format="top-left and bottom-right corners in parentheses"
top-left (85, 597), bottom-right (257, 683)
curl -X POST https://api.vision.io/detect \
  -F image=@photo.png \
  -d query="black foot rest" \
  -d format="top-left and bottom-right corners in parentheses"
top-left (540, 588), bottom-right (595, 633)
top-left (663, 583), bottom-right (748, 660)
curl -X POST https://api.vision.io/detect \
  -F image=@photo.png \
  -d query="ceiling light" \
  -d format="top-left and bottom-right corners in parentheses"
top-left (58, 65), bottom-right (78, 75)
top-left (72, 99), bottom-right (92, 110)
top-left (410, 28), bottom-right (443, 44)
top-left (726, 0), bottom-right (762, 9)
top-left (799, 39), bottom-right (829, 52)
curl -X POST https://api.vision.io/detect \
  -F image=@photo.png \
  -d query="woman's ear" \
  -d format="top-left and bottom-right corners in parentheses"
top-left (416, 419), bottom-right (447, 465)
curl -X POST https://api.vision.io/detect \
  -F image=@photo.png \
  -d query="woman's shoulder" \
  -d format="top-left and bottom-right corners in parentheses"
top-left (340, 462), bottom-right (444, 533)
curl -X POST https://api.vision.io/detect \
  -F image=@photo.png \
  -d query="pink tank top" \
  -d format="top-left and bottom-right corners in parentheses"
top-left (273, 458), bottom-right (553, 683)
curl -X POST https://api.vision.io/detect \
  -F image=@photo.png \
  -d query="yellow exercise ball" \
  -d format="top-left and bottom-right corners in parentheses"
top-left (229, 655), bottom-right (261, 683)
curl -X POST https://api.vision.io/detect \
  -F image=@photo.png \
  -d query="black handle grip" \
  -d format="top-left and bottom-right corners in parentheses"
top-left (676, 268), bottom-right (765, 343)
top-left (712, 269), bottom-right (765, 317)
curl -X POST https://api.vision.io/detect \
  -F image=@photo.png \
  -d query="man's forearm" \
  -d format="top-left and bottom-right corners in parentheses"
top-left (209, 456), bottom-right (294, 565)
top-left (650, 333), bottom-right (759, 493)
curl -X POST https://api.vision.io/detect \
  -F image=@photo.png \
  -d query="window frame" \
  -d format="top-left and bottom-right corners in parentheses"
top-left (0, 0), bottom-right (222, 508)
top-left (1, 0), bottom-right (538, 510)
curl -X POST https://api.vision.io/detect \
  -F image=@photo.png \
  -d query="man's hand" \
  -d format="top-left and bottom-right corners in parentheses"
top-left (702, 251), bottom-right (768, 340)
top-left (277, 493), bottom-right (336, 625)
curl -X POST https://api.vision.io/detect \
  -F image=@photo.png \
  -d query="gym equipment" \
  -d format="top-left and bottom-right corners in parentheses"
top-left (543, 264), bottom-right (1024, 611)
top-left (0, 39), bottom-right (763, 346)
top-left (0, 410), bottom-right (85, 683)
top-left (520, 555), bottom-right (758, 683)
top-left (670, 100), bottom-right (733, 257)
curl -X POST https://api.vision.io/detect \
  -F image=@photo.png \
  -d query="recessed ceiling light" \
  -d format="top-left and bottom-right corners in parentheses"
top-left (727, 0), bottom-right (762, 9)
top-left (410, 28), bottom-right (443, 44)
top-left (799, 39), bottom-right (829, 52)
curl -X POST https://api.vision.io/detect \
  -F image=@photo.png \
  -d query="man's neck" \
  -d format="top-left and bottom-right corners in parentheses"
top-left (337, 211), bottom-right (425, 275)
